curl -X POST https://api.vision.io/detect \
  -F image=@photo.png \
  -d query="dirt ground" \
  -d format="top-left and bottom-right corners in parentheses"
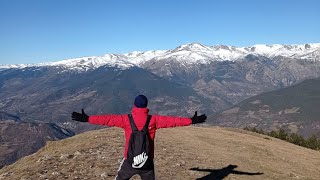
top-left (1, 126), bottom-right (320, 180)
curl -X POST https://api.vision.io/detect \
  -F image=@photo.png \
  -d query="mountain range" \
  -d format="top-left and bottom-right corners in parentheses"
top-left (1, 43), bottom-right (320, 120)
top-left (2, 43), bottom-right (320, 70)
top-left (1, 42), bottom-right (320, 168)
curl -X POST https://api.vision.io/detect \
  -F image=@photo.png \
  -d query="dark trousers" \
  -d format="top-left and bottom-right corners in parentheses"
top-left (115, 158), bottom-right (155, 180)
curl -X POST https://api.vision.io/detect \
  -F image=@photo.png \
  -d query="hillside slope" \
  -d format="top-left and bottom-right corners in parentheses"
top-left (209, 78), bottom-right (320, 137)
top-left (0, 66), bottom-right (215, 129)
top-left (0, 120), bottom-right (74, 169)
top-left (1, 126), bottom-right (320, 179)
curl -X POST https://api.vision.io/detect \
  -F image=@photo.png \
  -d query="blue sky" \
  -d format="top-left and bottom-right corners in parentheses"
top-left (1, 0), bottom-right (320, 64)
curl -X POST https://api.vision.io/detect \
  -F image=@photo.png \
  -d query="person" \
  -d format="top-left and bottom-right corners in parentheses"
top-left (71, 94), bottom-right (207, 180)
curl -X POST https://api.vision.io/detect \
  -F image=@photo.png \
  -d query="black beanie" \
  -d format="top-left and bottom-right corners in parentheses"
top-left (134, 95), bottom-right (148, 108)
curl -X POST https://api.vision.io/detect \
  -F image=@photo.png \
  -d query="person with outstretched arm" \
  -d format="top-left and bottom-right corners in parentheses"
top-left (71, 94), bottom-right (207, 180)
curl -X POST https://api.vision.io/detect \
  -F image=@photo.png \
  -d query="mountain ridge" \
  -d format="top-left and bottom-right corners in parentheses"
top-left (1, 43), bottom-right (320, 71)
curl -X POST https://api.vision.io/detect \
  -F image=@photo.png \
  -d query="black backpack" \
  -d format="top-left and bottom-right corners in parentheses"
top-left (127, 114), bottom-right (153, 169)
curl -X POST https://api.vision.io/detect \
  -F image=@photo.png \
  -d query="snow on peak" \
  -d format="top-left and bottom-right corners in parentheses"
top-left (173, 42), bottom-right (212, 52)
top-left (1, 43), bottom-right (320, 71)
top-left (124, 50), bottom-right (167, 65)
top-left (0, 64), bottom-right (29, 69)
top-left (0, 55), bottom-right (136, 72)
top-left (41, 55), bottom-right (136, 71)
top-left (243, 43), bottom-right (320, 58)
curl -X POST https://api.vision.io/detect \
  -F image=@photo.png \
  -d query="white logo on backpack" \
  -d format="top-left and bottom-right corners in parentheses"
top-left (132, 152), bottom-right (148, 168)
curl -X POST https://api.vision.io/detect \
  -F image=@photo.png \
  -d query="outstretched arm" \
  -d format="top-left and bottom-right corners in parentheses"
top-left (71, 109), bottom-right (126, 128)
top-left (155, 111), bottom-right (206, 129)
top-left (89, 114), bottom-right (126, 128)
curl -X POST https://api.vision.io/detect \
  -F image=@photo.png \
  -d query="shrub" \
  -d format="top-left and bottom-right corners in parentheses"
top-left (243, 127), bottom-right (320, 150)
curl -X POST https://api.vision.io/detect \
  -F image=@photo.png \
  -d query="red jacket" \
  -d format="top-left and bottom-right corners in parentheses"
top-left (88, 107), bottom-right (192, 159)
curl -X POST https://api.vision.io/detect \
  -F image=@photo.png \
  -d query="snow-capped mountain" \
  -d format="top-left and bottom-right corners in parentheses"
top-left (1, 42), bottom-right (320, 145)
top-left (1, 42), bottom-right (320, 114)
top-left (0, 54), bottom-right (135, 71)
top-left (244, 43), bottom-right (320, 59)
top-left (1, 43), bottom-right (320, 71)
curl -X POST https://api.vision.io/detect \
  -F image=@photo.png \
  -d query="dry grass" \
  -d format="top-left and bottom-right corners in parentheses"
top-left (1, 126), bottom-right (320, 180)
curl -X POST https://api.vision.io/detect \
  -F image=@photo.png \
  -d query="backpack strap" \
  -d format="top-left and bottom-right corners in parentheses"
top-left (128, 114), bottom-right (138, 131)
top-left (128, 114), bottom-right (152, 132)
top-left (142, 115), bottom-right (152, 132)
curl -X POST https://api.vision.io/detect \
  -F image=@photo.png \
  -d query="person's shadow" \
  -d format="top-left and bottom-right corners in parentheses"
top-left (190, 164), bottom-right (263, 180)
